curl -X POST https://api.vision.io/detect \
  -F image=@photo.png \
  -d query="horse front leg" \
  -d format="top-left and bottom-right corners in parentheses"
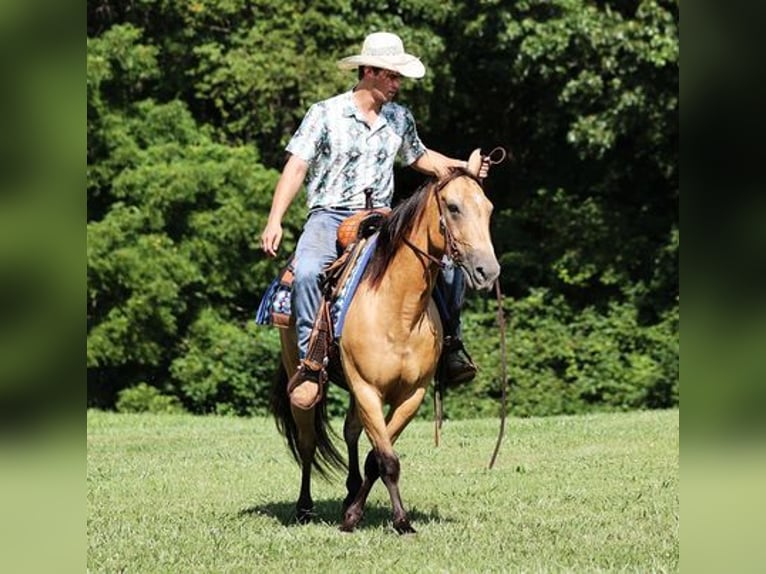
top-left (291, 406), bottom-right (317, 523)
top-left (342, 396), bottom-right (363, 513)
top-left (341, 386), bottom-right (426, 534)
top-left (340, 446), bottom-right (379, 532)
top-left (340, 386), bottom-right (384, 532)
top-left (375, 387), bottom-right (427, 534)
top-left (375, 449), bottom-right (414, 534)
top-left (342, 447), bottom-right (411, 534)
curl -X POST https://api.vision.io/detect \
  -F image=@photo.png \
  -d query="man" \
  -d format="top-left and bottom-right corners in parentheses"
top-left (260, 32), bottom-right (488, 409)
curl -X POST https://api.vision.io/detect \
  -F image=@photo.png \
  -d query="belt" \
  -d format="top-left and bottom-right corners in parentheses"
top-left (327, 206), bottom-right (359, 212)
top-left (312, 205), bottom-right (384, 214)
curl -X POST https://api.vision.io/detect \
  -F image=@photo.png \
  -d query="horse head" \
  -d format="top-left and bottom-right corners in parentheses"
top-left (434, 171), bottom-right (501, 291)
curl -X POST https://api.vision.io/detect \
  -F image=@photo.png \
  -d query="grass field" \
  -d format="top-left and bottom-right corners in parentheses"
top-left (87, 409), bottom-right (678, 573)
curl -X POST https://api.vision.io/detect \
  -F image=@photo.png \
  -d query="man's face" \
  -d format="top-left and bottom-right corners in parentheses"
top-left (371, 68), bottom-right (402, 102)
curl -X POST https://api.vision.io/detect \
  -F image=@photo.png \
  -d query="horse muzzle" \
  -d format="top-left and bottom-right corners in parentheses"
top-left (461, 251), bottom-right (500, 291)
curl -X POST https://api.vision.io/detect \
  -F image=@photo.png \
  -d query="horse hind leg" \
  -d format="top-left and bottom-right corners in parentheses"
top-left (273, 329), bottom-right (316, 522)
top-left (269, 362), bottom-right (315, 523)
top-left (292, 406), bottom-right (318, 523)
top-left (342, 396), bottom-right (363, 513)
top-left (292, 401), bottom-right (346, 524)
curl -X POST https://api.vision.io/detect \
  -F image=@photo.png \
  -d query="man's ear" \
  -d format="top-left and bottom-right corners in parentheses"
top-left (466, 148), bottom-right (482, 176)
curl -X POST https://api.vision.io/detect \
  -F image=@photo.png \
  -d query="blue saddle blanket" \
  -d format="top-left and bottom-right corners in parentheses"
top-left (255, 235), bottom-right (379, 339)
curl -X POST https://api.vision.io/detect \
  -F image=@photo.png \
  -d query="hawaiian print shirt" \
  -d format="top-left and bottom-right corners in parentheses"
top-left (286, 91), bottom-right (426, 211)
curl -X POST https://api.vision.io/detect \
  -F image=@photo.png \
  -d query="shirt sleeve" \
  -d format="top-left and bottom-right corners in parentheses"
top-left (398, 107), bottom-right (426, 166)
top-left (286, 103), bottom-right (326, 163)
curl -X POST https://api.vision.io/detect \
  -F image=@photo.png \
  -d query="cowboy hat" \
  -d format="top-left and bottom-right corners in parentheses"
top-left (336, 32), bottom-right (426, 79)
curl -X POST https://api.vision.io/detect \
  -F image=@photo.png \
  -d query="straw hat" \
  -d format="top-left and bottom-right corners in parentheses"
top-left (336, 32), bottom-right (425, 79)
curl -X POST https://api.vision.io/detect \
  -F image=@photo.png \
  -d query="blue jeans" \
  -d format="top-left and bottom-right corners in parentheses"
top-left (436, 261), bottom-right (466, 339)
top-left (293, 209), bottom-right (350, 360)
top-left (292, 209), bottom-right (466, 360)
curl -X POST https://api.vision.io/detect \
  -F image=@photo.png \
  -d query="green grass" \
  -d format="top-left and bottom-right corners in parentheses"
top-left (87, 409), bottom-right (678, 573)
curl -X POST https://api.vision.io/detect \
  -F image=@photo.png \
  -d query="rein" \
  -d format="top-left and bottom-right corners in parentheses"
top-left (411, 152), bottom-right (510, 469)
top-left (487, 278), bottom-right (509, 470)
top-left (432, 275), bottom-right (510, 467)
top-left (402, 238), bottom-right (445, 269)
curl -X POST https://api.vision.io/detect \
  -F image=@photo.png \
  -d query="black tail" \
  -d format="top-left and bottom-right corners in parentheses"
top-left (269, 363), bottom-right (346, 478)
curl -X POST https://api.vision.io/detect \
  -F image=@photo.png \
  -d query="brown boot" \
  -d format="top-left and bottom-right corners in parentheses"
top-left (287, 363), bottom-right (323, 410)
top-left (442, 337), bottom-right (477, 386)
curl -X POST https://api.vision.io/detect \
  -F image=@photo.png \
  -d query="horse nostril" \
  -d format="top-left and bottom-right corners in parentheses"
top-left (476, 266), bottom-right (486, 280)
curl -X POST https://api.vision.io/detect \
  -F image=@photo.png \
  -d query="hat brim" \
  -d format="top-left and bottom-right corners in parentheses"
top-left (337, 55), bottom-right (425, 79)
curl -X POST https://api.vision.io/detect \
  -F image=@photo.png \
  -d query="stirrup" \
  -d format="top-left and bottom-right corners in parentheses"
top-left (287, 361), bottom-right (325, 410)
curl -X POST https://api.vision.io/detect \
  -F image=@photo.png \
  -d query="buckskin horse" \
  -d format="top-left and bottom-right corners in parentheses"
top-left (270, 158), bottom-right (500, 534)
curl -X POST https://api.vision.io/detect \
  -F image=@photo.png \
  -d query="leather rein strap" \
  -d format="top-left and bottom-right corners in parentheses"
top-left (404, 157), bottom-right (510, 468)
top-left (487, 278), bottom-right (508, 470)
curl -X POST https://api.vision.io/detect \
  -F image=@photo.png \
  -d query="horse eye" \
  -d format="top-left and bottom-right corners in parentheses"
top-left (447, 203), bottom-right (460, 215)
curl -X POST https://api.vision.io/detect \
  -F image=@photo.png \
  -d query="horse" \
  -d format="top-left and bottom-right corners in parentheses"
top-left (270, 167), bottom-right (500, 534)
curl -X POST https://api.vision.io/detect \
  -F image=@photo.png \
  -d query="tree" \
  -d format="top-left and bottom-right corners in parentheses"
top-left (87, 0), bottom-right (679, 415)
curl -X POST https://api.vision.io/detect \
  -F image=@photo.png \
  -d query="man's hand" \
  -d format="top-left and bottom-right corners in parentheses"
top-left (259, 154), bottom-right (308, 258)
top-left (478, 156), bottom-right (491, 179)
top-left (467, 148), bottom-right (499, 180)
top-left (260, 221), bottom-right (283, 257)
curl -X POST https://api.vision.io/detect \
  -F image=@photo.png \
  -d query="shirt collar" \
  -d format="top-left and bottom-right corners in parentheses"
top-left (342, 90), bottom-right (390, 131)
top-left (341, 91), bottom-right (357, 118)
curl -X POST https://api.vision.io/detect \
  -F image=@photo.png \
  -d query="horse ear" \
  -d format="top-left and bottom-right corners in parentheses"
top-left (466, 148), bottom-right (482, 176)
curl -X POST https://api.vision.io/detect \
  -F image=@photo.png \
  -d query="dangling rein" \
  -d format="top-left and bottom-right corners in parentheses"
top-left (487, 278), bottom-right (508, 470)
top-left (481, 147), bottom-right (511, 469)
top-left (432, 277), bottom-right (509, 470)
top-left (421, 147), bottom-right (511, 470)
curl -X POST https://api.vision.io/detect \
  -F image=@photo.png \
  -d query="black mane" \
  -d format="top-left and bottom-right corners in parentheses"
top-left (363, 169), bottom-right (481, 289)
top-left (363, 180), bottom-right (432, 289)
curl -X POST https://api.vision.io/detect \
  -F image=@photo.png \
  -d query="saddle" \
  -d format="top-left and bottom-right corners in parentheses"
top-left (336, 208), bottom-right (390, 249)
top-left (258, 203), bottom-right (390, 396)
top-left (257, 208), bottom-right (389, 329)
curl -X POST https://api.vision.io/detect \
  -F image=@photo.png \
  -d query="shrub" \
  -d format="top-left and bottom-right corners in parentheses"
top-left (169, 307), bottom-right (281, 416)
top-left (439, 289), bottom-right (678, 419)
top-left (116, 382), bottom-right (186, 414)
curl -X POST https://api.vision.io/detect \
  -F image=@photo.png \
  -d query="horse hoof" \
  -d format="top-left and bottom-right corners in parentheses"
top-left (341, 494), bottom-right (357, 515)
top-left (340, 508), bottom-right (363, 532)
top-left (295, 508), bottom-right (315, 524)
top-left (394, 520), bottom-right (416, 535)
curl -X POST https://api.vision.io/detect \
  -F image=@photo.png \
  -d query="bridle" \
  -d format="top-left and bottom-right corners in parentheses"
top-left (403, 146), bottom-right (508, 269)
top-left (403, 169), bottom-right (476, 270)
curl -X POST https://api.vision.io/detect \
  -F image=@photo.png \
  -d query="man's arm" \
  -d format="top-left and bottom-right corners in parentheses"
top-left (411, 148), bottom-right (490, 179)
top-left (411, 148), bottom-right (463, 179)
top-left (260, 154), bottom-right (309, 257)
